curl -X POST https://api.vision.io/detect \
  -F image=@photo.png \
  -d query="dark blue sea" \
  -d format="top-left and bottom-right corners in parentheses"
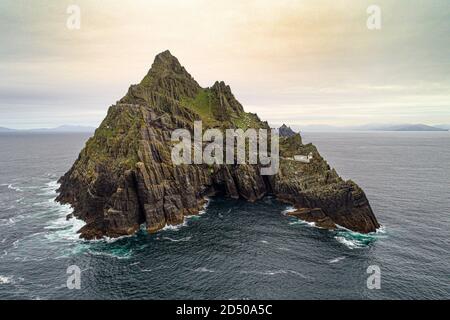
top-left (0, 132), bottom-right (448, 299)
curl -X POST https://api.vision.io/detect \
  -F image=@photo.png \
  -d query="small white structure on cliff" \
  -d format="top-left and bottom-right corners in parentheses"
top-left (294, 152), bottom-right (313, 163)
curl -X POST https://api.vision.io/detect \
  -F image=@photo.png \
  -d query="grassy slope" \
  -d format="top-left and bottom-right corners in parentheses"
top-left (180, 89), bottom-right (264, 131)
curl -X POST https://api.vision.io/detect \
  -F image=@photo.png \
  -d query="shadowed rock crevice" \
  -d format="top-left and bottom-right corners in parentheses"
top-left (57, 50), bottom-right (379, 239)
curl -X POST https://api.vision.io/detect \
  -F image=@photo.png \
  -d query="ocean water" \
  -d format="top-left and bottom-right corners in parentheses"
top-left (0, 131), bottom-right (448, 300)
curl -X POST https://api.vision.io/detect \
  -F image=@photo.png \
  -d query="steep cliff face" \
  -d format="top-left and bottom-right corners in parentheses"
top-left (57, 50), bottom-right (379, 239)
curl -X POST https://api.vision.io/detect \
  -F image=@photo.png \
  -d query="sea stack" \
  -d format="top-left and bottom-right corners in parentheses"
top-left (57, 50), bottom-right (380, 239)
top-left (278, 124), bottom-right (297, 137)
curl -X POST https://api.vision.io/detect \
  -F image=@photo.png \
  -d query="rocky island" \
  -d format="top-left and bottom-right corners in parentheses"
top-left (57, 50), bottom-right (379, 239)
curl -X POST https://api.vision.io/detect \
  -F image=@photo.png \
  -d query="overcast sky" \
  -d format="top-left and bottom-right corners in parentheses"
top-left (0, 0), bottom-right (449, 129)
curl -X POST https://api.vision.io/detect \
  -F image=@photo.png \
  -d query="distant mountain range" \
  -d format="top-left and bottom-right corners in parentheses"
top-left (289, 123), bottom-right (449, 132)
top-left (369, 124), bottom-right (448, 131)
top-left (435, 124), bottom-right (450, 130)
top-left (0, 125), bottom-right (95, 133)
top-left (1, 123), bottom-right (448, 133)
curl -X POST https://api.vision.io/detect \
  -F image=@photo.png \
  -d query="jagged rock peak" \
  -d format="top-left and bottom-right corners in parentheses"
top-left (279, 124), bottom-right (296, 137)
top-left (152, 50), bottom-right (183, 72)
top-left (126, 50), bottom-right (201, 103)
top-left (210, 80), bottom-right (244, 115)
top-left (212, 80), bottom-right (230, 90)
top-left (139, 50), bottom-right (200, 89)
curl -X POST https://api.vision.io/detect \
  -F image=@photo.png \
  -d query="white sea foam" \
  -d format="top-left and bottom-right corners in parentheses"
top-left (376, 225), bottom-right (387, 234)
top-left (101, 234), bottom-right (134, 243)
top-left (193, 267), bottom-right (215, 273)
top-left (46, 180), bottom-right (59, 189)
top-left (163, 236), bottom-right (192, 242)
top-left (329, 256), bottom-right (346, 264)
top-left (198, 197), bottom-right (211, 215)
top-left (288, 219), bottom-right (316, 227)
top-left (139, 264), bottom-right (167, 272)
top-left (87, 249), bottom-right (132, 260)
top-left (37, 180), bottom-right (87, 242)
top-left (240, 269), bottom-right (305, 277)
top-left (0, 275), bottom-right (22, 284)
top-left (334, 224), bottom-right (386, 249)
top-left (281, 206), bottom-right (296, 215)
top-left (0, 275), bottom-right (13, 284)
top-left (7, 184), bottom-right (22, 192)
top-left (186, 215), bottom-right (201, 221)
top-left (284, 206), bottom-right (318, 228)
top-left (44, 206), bottom-right (85, 242)
top-left (86, 223), bottom-right (147, 244)
top-left (0, 218), bottom-right (15, 227)
top-left (287, 270), bottom-right (310, 279)
top-left (334, 236), bottom-right (363, 249)
top-left (162, 220), bottom-right (188, 231)
top-left (161, 197), bottom-right (210, 232)
top-left (262, 270), bottom-right (286, 275)
top-left (240, 270), bottom-right (282, 276)
top-left (37, 181), bottom-right (59, 196)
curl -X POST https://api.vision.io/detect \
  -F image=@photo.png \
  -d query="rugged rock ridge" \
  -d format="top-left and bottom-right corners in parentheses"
top-left (57, 50), bottom-right (379, 239)
top-left (279, 124), bottom-right (297, 137)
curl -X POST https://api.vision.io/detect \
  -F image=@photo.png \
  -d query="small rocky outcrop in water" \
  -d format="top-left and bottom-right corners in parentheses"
top-left (57, 50), bottom-right (379, 239)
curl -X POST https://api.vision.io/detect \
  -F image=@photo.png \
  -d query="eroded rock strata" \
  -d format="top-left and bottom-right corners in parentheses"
top-left (57, 50), bottom-right (379, 239)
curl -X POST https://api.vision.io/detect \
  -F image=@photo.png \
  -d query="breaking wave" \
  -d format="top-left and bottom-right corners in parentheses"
top-left (37, 181), bottom-right (59, 196)
top-left (161, 197), bottom-right (210, 232)
top-left (162, 220), bottom-right (188, 231)
top-left (162, 236), bottom-right (192, 242)
top-left (334, 225), bottom-right (387, 249)
top-left (7, 184), bottom-right (23, 192)
top-left (281, 206), bottom-right (296, 215)
top-left (0, 275), bottom-right (13, 284)
top-left (284, 206), bottom-right (317, 227)
top-left (198, 197), bottom-right (211, 215)
top-left (193, 267), bottom-right (215, 273)
top-left (240, 269), bottom-right (309, 278)
top-left (0, 275), bottom-right (24, 285)
top-left (43, 203), bottom-right (84, 242)
top-left (288, 219), bottom-right (316, 227)
top-left (283, 204), bottom-right (387, 249)
top-left (0, 218), bottom-right (16, 227)
top-left (87, 248), bottom-right (133, 260)
top-left (329, 256), bottom-right (346, 263)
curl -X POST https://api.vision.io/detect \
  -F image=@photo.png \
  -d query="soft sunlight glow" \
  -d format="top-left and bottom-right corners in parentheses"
top-left (0, 0), bottom-right (449, 129)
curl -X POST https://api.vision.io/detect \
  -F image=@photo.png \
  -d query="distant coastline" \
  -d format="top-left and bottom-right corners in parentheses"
top-left (287, 123), bottom-right (449, 132)
top-left (0, 125), bottom-right (95, 133)
top-left (1, 123), bottom-right (448, 134)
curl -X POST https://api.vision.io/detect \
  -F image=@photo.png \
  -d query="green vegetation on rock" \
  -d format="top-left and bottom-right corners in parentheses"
top-left (180, 89), bottom-right (219, 126)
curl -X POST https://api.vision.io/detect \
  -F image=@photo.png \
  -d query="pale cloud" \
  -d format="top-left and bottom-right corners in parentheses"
top-left (0, 0), bottom-right (449, 128)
